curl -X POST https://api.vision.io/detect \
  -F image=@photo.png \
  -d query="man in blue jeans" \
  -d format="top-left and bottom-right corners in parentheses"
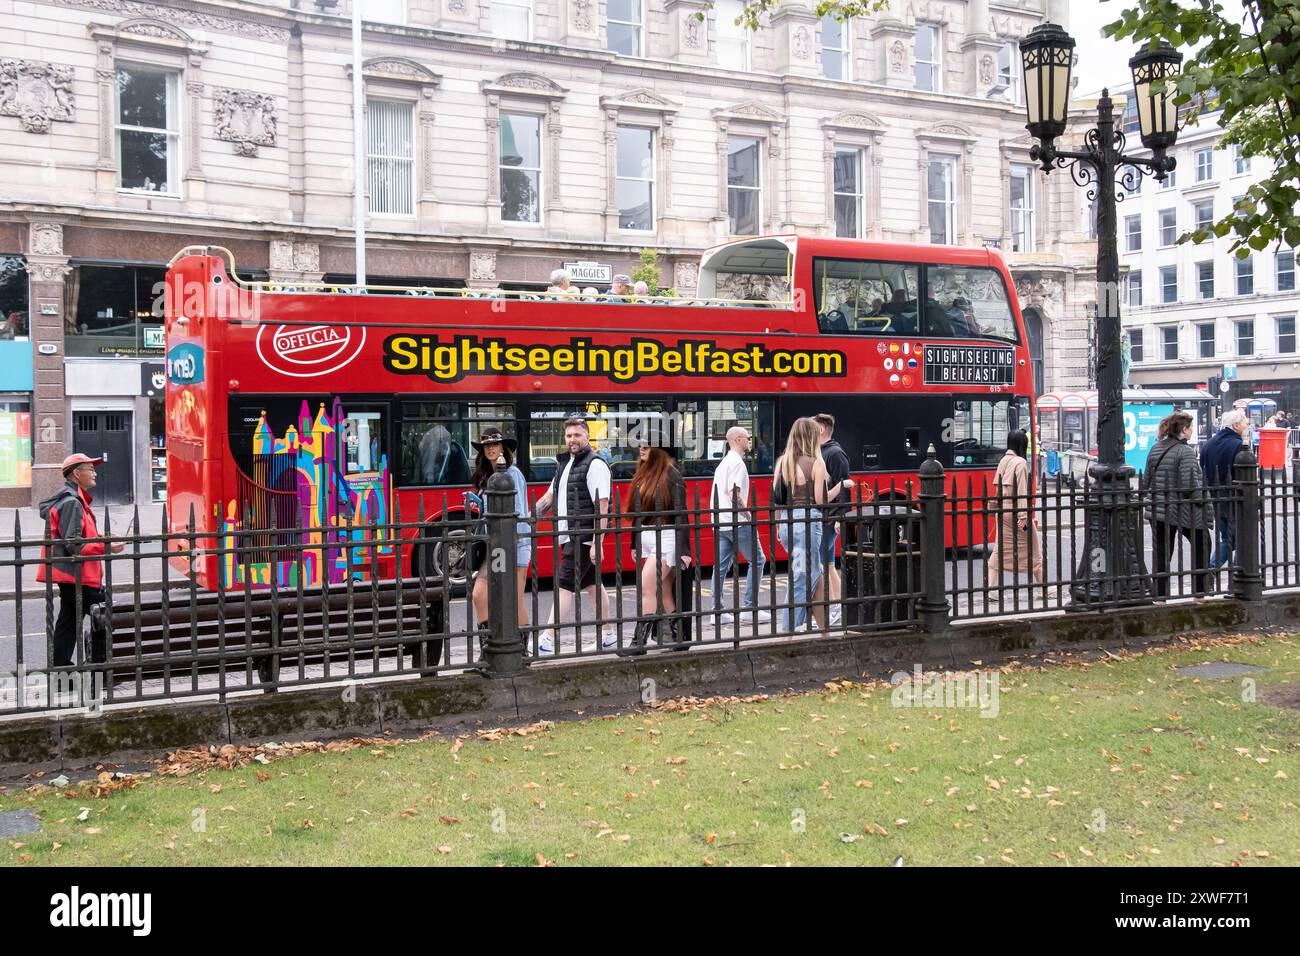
top-left (710, 426), bottom-right (770, 623)
top-left (815, 413), bottom-right (852, 627)
top-left (1200, 409), bottom-right (1249, 568)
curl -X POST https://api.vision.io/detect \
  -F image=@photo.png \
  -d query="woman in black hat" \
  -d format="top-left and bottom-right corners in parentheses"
top-left (467, 428), bottom-right (531, 657)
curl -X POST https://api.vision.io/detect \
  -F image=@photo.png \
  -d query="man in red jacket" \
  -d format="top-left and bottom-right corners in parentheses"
top-left (37, 453), bottom-right (123, 667)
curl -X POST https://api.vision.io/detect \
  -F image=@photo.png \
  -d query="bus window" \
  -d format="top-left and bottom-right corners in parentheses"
top-left (951, 397), bottom-right (1017, 466)
top-left (923, 265), bottom-right (1018, 342)
top-left (675, 399), bottom-right (776, 479)
top-left (339, 409), bottom-right (385, 475)
top-left (398, 401), bottom-right (515, 487)
top-left (528, 401), bottom-right (667, 482)
top-left (813, 258), bottom-right (919, 335)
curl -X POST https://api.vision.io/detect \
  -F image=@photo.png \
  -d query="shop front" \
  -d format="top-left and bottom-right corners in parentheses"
top-left (0, 254), bottom-right (33, 507)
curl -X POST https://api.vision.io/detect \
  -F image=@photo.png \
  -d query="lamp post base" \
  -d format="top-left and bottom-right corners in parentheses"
top-left (1068, 462), bottom-right (1151, 607)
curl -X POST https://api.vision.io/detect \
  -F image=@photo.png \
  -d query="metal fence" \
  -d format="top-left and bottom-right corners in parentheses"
top-left (2, 447), bottom-right (1296, 716)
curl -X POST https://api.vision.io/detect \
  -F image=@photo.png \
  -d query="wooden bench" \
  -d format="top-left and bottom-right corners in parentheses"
top-left (90, 580), bottom-right (449, 690)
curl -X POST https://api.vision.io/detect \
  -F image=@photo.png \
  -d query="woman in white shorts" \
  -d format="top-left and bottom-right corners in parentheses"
top-left (622, 445), bottom-right (692, 655)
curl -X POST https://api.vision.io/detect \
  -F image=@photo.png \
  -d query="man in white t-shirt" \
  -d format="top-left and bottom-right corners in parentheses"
top-left (534, 417), bottom-right (616, 653)
top-left (711, 426), bottom-right (769, 623)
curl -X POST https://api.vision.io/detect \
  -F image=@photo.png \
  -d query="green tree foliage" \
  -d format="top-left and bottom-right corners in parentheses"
top-left (1103, 0), bottom-right (1300, 257)
top-left (632, 247), bottom-right (663, 294)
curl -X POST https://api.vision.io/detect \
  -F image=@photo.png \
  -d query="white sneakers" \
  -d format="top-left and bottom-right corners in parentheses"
top-left (601, 627), bottom-right (618, 650)
top-left (715, 609), bottom-right (772, 626)
top-left (533, 628), bottom-right (617, 654)
top-left (535, 631), bottom-right (555, 655)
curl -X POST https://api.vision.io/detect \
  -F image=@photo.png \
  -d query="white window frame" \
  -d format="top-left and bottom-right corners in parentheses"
top-left (716, 0), bottom-right (751, 71)
top-left (726, 134), bottom-right (763, 236)
top-left (1235, 319), bottom-right (1254, 357)
top-left (915, 23), bottom-right (941, 92)
top-left (1160, 265), bottom-right (1178, 304)
top-left (366, 97), bottom-right (415, 217)
top-left (997, 42), bottom-right (1020, 104)
top-left (1277, 315), bottom-right (1297, 354)
top-left (1197, 261), bottom-right (1214, 300)
top-left (1276, 250), bottom-right (1295, 292)
top-left (1128, 329), bottom-right (1144, 363)
top-left (1160, 168), bottom-right (1177, 190)
top-left (1128, 271), bottom-right (1143, 307)
top-left (1010, 164), bottom-right (1035, 252)
top-left (1236, 255), bottom-right (1254, 295)
top-left (1197, 322), bottom-right (1215, 358)
top-left (1158, 208), bottom-right (1177, 247)
top-left (615, 125), bottom-right (655, 232)
top-left (500, 110), bottom-right (544, 225)
top-left (832, 146), bottom-right (864, 238)
top-left (1195, 147), bottom-right (1213, 182)
top-left (115, 65), bottom-right (181, 197)
top-left (608, 0), bottom-right (644, 58)
top-left (822, 15), bottom-right (851, 81)
top-left (1233, 144), bottom-right (1249, 176)
top-left (1125, 214), bottom-right (1142, 252)
top-left (1161, 325), bottom-right (1178, 361)
top-left (1193, 200), bottom-right (1214, 232)
top-left (927, 154), bottom-right (956, 245)
top-left (490, 0), bottom-right (533, 42)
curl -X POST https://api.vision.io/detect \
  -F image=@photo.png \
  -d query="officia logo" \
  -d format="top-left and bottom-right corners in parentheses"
top-left (49, 886), bottom-right (151, 936)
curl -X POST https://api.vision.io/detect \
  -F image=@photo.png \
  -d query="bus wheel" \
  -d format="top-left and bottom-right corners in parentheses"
top-left (414, 523), bottom-right (471, 597)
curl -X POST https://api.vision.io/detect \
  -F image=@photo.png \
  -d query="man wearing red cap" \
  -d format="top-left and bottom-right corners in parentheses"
top-left (36, 454), bottom-right (123, 668)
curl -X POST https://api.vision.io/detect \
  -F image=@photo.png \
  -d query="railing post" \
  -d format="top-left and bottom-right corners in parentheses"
top-left (918, 444), bottom-right (950, 633)
top-left (1232, 445), bottom-right (1263, 602)
top-left (480, 455), bottom-right (525, 677)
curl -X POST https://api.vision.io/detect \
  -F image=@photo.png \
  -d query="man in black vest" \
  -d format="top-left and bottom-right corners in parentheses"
top-left (534, 416), bottom-right (615, 654)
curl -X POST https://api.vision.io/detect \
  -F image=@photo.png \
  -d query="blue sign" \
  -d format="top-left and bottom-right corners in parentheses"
top-left (166, 343), bottom-right (205, 385)
top-left (1124, 403), bottom-right (1173, 472)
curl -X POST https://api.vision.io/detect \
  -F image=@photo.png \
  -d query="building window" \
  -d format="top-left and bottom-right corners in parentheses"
top-left (616, 126), bottom-right (654, 231)
top-left (1198, 322), bottom-right (1215, 358)
top-left (0, 257), bottom-right (29, 342)
top-left (66, 264), bottom-right (168, 358)
top-left (1125, 214), bottom-right (1142, 252)
top-left (832, 147), bottom-right (863, 238)
top-left (362, 0), bottom-right (405, 23)
top-left (1232, 194), bottom-right (1249, 221)
top-left (915, 23), bottom-right (940, 92)
top-left (366, 99), bottom-right (414, 216)
top-left (1193, 199), bottom-right (1214, 232)
top-left (927, 155), bottom-right (956, 245)
top-left (1122, 97), bottom-right (1140, 135)
top-left (1233, 144), bottom-right (1248, 176)
top-left (727, 135), bottom-right (762, 235)
top-left (116, 67), bottom-right (179, 194)
top-left (822, 15), bottom-right (850, 81)
top-left (1236, 255), bottom-right (1254, 295)
top-left (997, 42), bottom-right (1020, 104)
top-left (500, 112), bottom-right (542, 223)
top-left (716, 0), bottom-right (750, 71)
top-left (1127, 270), bottom-right (1143, 307)
top-left (1160, 265), bottom-right (1178, 304)
top-left (1010, 165), bottom-right (1035, 252)
top-left (490, 0), bottom-right (532, 41)
top-left (1197, 261), bottom-right (1215, 299)
top-left (1158, 208), bottom-right (1177, 247)
top-left (1278, 315), bottom-right (1297, 354)
top-left (1236, 319), bottom-right (1254, 356)
top-left (1195, 147), bottom-right (1213, 182)
top-left (1160, 168), bottom-right (1177, 189)
top-left (1277, 250), bottom-right (1295, 292)
top-left (607, 0), bottom-right (643, 57)
top-left (1161, 325), bottom-right (1178, 361)
top-left (1128, 328), bottom-right (1144, 363)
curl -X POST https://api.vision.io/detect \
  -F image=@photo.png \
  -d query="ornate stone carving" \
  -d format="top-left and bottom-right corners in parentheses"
top-left (362, 58), bottom-right (441, 85)
top-left (793, 25), bottom-right (811, 61)
top-left (821, 110), bottom-right (885, 132)
top-left (0, 59), bottom-right (75, 134)
top-left (889, 40), bottom-right (907, 74)
top-left (713, 101), bottom-right (784, 124)
top-left (270, 240), bottom-right (320, 275)
top-left (991, 15), bottom-right (1031, 39)
top-left (906, 1), bottom-right (955, 24)
top-left (674, 261), bottom-right (699, 293)
top-left (29, 223), bottom-right (64, 257)
top-left (213, 87), bottom-right (277, 157)
top-left (1015, 274), bottom-right (1064, 317)
top-left (65, 1), bottom-right (289, 43)
top-left (470, 252), bottom-right (497, 282)
top-left (573, 0), bottom-right (593, 33)
top-left (119, 18), bottom-right (189, 41)
top-left (979, 54), bottom-right (995, 86)
top-left (447, 0), bottom-right (467, 12)
top-left (684, 15), bottom-right (701, 49)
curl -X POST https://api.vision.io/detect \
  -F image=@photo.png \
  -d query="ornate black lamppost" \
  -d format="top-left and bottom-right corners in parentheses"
top-left (1019, 24), bottom-right (1183, 605)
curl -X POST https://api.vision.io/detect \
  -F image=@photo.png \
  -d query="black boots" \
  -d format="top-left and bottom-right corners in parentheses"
top-left (617, 617), bottom-right (657, 656)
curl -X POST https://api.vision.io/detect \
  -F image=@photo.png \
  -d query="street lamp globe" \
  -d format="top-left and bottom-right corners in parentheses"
top-left (1019, 22), bottom-right (1075, 146)
top-left (1128, 41), bottom-right (1183, 154)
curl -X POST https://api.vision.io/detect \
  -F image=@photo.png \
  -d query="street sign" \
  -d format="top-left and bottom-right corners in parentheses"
top-left (1223, 363), bottom-right (1238, 380)
top-left (563, 261), bottom-right (613, 285)
top-left (1219, 380), bottom-right (1230, 393)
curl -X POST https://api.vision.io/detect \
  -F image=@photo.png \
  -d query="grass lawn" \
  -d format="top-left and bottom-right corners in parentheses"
top-left (3, 633), bottom-right (1298, 867)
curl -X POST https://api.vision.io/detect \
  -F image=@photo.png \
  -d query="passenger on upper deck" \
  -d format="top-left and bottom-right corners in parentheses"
top-left (547, 269), bottom-right (580, 298)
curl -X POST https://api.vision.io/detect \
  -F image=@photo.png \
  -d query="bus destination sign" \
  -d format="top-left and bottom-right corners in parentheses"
top-left (922, 345), bottom-right (1016, 386)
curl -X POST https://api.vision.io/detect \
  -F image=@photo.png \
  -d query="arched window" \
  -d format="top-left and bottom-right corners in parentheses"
top-left (1024, 307), bottom-right (1045, 396)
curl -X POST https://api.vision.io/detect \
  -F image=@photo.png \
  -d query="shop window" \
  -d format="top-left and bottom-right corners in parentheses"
top-left (0, 257), bottom-right (30, 340)
top-left (65, 264), bottom-right (167, 357)
top-left (0, 396), bottom-right (32, 489)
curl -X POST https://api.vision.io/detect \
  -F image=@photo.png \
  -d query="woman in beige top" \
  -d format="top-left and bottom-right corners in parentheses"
top-left (773, 417), bottom-right (830, 632)
top-left (987, 429), bottom-right (1044, 584)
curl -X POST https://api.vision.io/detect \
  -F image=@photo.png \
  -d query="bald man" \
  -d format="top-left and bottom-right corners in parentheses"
top-left (710, 426), bottom-right (770, 624)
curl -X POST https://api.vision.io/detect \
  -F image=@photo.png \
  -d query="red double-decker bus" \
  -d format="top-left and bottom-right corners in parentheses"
top-left (165, 236), bottom-right (1034, 592)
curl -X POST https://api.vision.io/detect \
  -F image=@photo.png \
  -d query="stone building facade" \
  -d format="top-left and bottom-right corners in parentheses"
top-left (0, 0), bottom-right (1099, 506)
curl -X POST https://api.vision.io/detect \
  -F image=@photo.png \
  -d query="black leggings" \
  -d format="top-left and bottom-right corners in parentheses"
top-left (1151, 521), bottom-right (1212, 597)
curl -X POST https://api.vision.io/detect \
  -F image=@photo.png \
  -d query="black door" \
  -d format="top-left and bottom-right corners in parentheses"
top-left (72, 411), bottom-right (133, 504)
